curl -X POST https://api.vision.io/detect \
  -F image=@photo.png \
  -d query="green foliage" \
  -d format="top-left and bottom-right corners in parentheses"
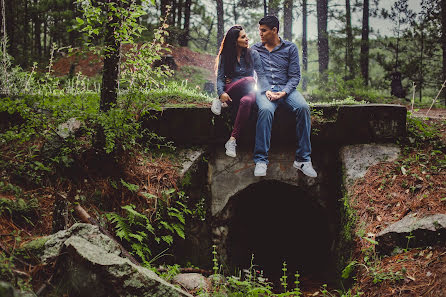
top-left (207, 249), bottom-right (304, 297)
top-left (306, 72), bottom-right (384, 103)
top-left (74, 0), bottom-right (148, 50)
top-left (106, 189), bottom-right (191, 266)
top-left (406, 112), bottom-right (445, 146)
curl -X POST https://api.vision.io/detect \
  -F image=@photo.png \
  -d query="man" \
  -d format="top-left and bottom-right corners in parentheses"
top-left (251, 15), bottom-right (317, 178)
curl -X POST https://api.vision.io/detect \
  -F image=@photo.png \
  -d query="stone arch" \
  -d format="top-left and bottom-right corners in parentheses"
top-left (212, 179), bottom-right (338, 286)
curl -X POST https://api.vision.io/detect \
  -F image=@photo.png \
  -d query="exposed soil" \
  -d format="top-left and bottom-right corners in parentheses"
top-left (349, 118), bottom-right (446, 296)
top-left (411, 108), bottom-right (446, 120)
top-left (52, 46), bottom-right (216, 79)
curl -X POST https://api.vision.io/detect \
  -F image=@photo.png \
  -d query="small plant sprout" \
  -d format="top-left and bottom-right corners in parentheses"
top-left (280, 261), bottom-right (288, 293)
top-left (294, 270), bottom-right (302, 296)
top-left (212, 244), bottom-right (219, 275)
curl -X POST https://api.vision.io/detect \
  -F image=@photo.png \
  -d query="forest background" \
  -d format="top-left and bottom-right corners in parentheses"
top-left (1, 0), bottom-right (446, 104)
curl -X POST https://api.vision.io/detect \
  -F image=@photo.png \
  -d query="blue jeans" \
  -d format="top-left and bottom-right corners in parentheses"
top-left (253, 89), bottom-right (312, 164)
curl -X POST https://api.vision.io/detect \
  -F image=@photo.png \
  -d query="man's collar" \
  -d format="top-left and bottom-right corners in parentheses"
top-left (261, 37), bottom-right (284, 51)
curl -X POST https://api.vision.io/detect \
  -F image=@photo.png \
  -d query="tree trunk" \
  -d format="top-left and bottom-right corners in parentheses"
top-left (263, 0), bottom-right (267, 16)
top-left (179, 0), bottom-right (191, 46)
top-left (204, 16), bottom-right (214, 51)
top-left (283, 0), bottom-right (293, 40)
top-left (345, 0), bottom-right (354, 80)
top-left (160, 0), bottom-right (168, 20)
top-left (100, 1), bottom-right (121, 112)
top-left (5, 0), bottom-right (16, 59)
top-left (177, 0), bottom-right (182, 27)
top-left (171, 0), bottom-right (177, 26)
top-left (268, 0), bottom-right (280, 16)
top-left (442, 0), bottom-right (446, 104)
top-left (302, 0), bottom-right (308, 91)
top-left (419, 27), bottom-right (424, 102)
top-left (360, 0), bottom-right (369, 85)
top-left (233, 0), bottom-right (238, 24)
top-left (33, 0), bottom-right (41, 60)
top-left (317, 0), bottom-right (329, 79)
top-left (216, 0), bottom-right (224, 52)
top-left (43, 14), bottom-right (47, 57)
top-left (23, 0), bottom-right (29, 67)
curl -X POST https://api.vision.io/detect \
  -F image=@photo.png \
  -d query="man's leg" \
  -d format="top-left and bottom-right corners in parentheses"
top-left (283, 89), bottom-right (312, 162)
top-left (254, 92), bottom-right (278, 164)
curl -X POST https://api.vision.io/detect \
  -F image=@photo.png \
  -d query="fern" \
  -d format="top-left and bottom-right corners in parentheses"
top-left (106, 189), bottom-right (191, 266)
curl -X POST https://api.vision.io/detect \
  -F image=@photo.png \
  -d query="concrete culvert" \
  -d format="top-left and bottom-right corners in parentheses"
top-left (226, 180), bottom-right (338, 290)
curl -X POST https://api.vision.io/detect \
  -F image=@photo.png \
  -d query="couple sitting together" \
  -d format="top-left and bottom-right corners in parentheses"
top-left (211, 16), bottom-right (317, 178)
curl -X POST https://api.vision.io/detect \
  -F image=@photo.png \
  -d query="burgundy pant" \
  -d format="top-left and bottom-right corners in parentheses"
top-left (224, 76), bottom-right (256, 139)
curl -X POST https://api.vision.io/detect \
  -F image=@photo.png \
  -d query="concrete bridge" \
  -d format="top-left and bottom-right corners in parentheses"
top-left (144, 104), bottom-right (407, 284)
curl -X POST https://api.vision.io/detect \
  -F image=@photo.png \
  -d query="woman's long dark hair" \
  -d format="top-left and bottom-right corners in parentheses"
top-left (214, 25), bottom-right (252, 78)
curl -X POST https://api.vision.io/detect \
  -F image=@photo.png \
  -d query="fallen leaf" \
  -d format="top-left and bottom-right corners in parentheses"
top-left (401, 166), bottom-right (407, 175)
top-left (406, 275), bottom-right (416, 281)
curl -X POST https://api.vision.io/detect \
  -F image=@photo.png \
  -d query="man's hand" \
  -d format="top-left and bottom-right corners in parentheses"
top-left (219, 92), bottom-right (232, 103)
top-left (266, 91), bottom-right (286, 101)
top-left (225, 77), bottom-right (232, 84)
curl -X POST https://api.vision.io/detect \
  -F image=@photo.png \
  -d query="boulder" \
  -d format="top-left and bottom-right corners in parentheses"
top-left (172, 273), bottom-right (211, 292)
top-left (340, 144), bottom-right (400, 189)
top-left (56, 117), bottom-right (82, 139)
top-left (376, 213), bottom-right (446, 254)
top-left (41, 223), bottom-right (192, 297)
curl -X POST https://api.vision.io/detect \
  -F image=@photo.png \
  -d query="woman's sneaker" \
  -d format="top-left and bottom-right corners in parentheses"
top-left (225, 139), bottom-right (237, 157)
top-left (211, 98), bottom-right (222, 115)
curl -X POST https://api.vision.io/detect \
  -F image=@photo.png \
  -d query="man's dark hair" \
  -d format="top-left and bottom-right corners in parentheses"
top-left (259, 15), bottom-right (279, 32)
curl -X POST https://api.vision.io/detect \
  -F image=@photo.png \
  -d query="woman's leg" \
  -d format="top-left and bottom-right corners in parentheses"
top-left (224, 77), bottom-right (255, 139)
top-left (225, 77), bottom-right (256, 98)
top-left (231, 91), bottom-right (256, 139)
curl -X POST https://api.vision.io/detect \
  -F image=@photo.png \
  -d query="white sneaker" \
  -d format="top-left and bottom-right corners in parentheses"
top-left (211, 98), bottom-right (222, 115)
top-left (254, 162), bottom-right (267, 176)
top-left (225, 139), bottom-right (236, 157)
top-left (293, 161), bottom-right (317, 178)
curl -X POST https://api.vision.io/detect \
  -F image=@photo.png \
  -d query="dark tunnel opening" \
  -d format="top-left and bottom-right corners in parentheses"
top-left (227, 180), bottom-right (339, 290)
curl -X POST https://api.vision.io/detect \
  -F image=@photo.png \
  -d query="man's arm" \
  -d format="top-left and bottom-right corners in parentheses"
top-left (282, 43), bottom-right (301, 95)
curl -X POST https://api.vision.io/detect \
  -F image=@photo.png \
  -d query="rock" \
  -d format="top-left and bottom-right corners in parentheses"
top-left (340, 144), bottom-right (400, 188)
top-left (0, 281), bottom-right (36, 297)
top-left (18, 236), bottom-right (50, 262)
top-left (376, 213), bottom-right (446, 254)
top-left (172, 273), bottom-right (211, 292)
top-left (178, 148), bottom-right (205, 179)
top-left (41, 223), bottom-right (120, 264)
top-left (56, 117), bottom-right (82, 139)
top-left (42, 223), bottom-right (192, 297)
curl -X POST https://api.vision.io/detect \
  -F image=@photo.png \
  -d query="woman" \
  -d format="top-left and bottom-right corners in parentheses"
top-left (211, 25), bottom-right (266, 158)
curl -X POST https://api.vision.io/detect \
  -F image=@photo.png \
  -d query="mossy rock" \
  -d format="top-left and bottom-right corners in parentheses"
top-left (17, 236), bottom-right (50, 262)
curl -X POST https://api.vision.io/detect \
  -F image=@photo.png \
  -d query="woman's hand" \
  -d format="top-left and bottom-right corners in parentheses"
top-left (219, 92), bottom-right (232, 103)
